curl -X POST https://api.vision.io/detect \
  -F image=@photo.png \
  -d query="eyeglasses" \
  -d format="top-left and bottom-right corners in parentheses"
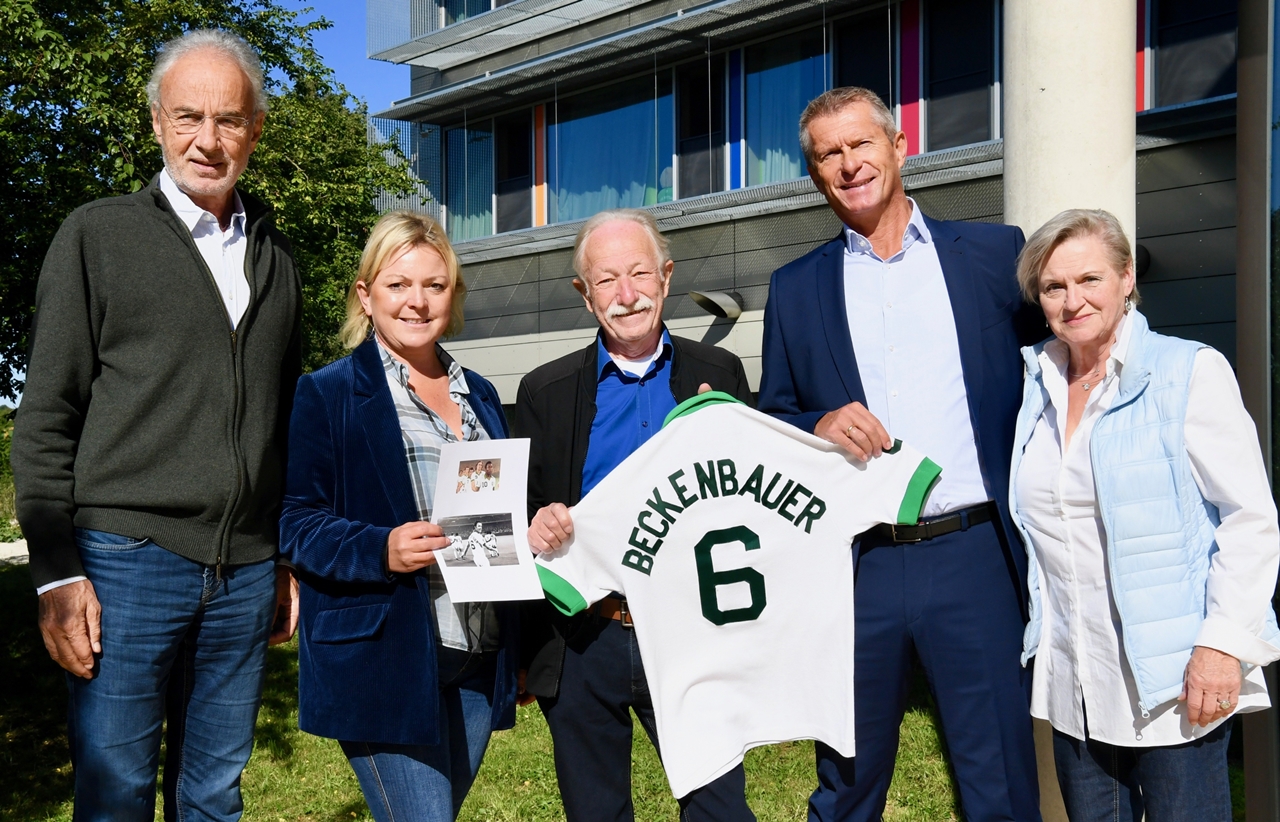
top-left (161, 107), bottom-right (253, 137)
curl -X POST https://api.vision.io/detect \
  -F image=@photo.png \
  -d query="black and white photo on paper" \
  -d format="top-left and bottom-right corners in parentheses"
top-left (438, 513), bottom-right (519, 568)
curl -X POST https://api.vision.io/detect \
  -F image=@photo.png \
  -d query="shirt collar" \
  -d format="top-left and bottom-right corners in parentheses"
top-left (160, 168), bottom-right (245, 236)
top-left (596, 328), bottom-right (673, 381)
top-left (843, 197), bottom-right (931, 260)
top-left (376, 338), bottom-right (471, 396)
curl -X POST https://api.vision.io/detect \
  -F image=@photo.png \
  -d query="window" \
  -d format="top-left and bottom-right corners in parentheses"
top-left (445, 123), bottom-right (493, 242)
top-left (547, 75), bottom-right (674, 223)
top-left (444, 0), bottom-right (491, 27)
top-left (745, 28), bottom-right (827, 186)
top-left (494, 113), bottom-right (532, 234)
top-left (834, 9), bottom-right (893, 106)
top-left (925, 0), bottom-right (994, 151)
top-left (677, 56), bottom-right (726, 199)
top-left (1153, 0), bottom-right (1237, 107)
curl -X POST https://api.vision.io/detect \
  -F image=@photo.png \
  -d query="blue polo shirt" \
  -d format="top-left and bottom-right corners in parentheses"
top-left (581, 330), bottom-right (676, 497)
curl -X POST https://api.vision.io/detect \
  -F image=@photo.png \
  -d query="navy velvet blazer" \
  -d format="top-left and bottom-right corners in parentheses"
top-left (280, 338), bottom-right (518, 746)
top-left (757, 215), bottom-right (1047, 609)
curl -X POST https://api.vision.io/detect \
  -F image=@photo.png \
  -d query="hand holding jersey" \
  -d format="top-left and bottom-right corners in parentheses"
top-left (534, 393), bottom-right (941, 797)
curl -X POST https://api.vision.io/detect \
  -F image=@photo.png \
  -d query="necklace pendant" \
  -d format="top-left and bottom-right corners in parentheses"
top-left (1082, 381), bottom-right (1093, 391)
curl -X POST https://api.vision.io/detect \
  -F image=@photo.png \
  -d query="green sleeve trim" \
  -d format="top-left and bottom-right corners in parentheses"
top-left (896, 458), bottom-right (942, 525)
top-left (536, 564), bottom-right (590, 616)
top-left (662, 390), bottom-right (746, 429)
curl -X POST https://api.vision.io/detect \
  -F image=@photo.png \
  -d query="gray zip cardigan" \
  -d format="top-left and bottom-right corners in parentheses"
top-left (13, 175), bottom-right (302, 588)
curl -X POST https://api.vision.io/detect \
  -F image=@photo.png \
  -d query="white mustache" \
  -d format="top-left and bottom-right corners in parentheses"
top-left (605, 294), bottom-right (656, 318)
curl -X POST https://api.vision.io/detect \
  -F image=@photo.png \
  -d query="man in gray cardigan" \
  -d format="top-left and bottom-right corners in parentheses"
top-left (12, 30), bottom-right (301, 821)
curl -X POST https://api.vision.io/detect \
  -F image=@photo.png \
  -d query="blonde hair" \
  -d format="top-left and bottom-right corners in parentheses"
top-left (340, 211), bottom-right (467, 349)
top-left (1016, 208), bottom-right (1140, 305)
top-left (799, 87), bottom-right (899, 166)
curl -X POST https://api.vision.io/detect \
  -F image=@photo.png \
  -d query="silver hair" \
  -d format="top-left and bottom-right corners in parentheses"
top-left (146, 29), bottom-right (268, 115)
top-left (799, 87), bottom-right (898, 166)
top-left (572, 209), bottom-right (671, 296)
top-left (1015, 208), bottom-right (1141, 305)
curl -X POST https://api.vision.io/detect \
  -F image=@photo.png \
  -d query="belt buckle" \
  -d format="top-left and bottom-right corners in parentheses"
top-left (619, 598), bottom-right (634, 629)
top-left (889, 524), bottom-right (923, 543)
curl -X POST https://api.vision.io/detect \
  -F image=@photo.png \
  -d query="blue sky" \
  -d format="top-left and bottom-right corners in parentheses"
top-left (282, 0), bottom-right (409, 112)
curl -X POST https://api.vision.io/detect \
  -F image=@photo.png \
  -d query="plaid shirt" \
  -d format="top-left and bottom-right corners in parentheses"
top-left (379, 341), bottom-right (499, 652)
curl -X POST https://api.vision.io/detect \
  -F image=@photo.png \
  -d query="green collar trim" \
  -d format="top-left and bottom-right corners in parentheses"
top-left (662, 390), bottom-right (745, 428)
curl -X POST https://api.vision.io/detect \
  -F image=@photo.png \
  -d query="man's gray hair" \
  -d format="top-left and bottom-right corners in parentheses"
top-left (1015, 208), bottom-right (1141, 305)
top-left (146, 29), bottom-right (268, 115)
top-left (799, 87), bottom-right (898, 166)
top-left (572, 209), bottom-right (671, 294)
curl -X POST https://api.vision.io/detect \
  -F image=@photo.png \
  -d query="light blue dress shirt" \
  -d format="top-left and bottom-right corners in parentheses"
top-left (842, 200), bottom-right (989, 517)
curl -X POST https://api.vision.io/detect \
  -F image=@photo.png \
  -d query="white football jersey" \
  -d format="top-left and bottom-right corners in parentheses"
top-left (535, 394), bottom-right (941, 798)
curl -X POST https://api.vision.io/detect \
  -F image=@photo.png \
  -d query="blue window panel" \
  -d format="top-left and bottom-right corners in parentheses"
top-left (728, 50), bottom-right (743, 189)
top-left (744, 28), bottom-right (826, 186)
top-left (445, 123), bottom-right (494, 242)
top-left (549, 74), bottom-right (674, 223)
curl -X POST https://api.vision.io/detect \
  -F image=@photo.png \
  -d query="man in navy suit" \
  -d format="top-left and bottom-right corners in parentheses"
top-left (758, 87), bottom-right (1046, 822)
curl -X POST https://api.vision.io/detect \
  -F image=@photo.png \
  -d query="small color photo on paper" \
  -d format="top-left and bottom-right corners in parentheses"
top-left (454, 459), bottom-right (501, 493)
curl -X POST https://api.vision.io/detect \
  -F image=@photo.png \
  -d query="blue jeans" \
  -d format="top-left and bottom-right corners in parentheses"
top-left (341, 648), bottom-right (497, 822)
top-left (1053, 721), bottom-right (1233, 822)
top-left (68, 529), bottom-right (276, 822)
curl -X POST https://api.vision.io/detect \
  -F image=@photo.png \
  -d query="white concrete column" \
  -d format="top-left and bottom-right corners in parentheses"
top-left (1003, 0), bottom-right (1137, 242)
top-left (1002, 5), bottom-right (1136, 822)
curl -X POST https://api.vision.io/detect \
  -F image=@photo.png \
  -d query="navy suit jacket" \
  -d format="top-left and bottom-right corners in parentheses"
top-left (280, 338), bottom-right (518, 745)
top-left (757, 215), bottom-right (1047, 610)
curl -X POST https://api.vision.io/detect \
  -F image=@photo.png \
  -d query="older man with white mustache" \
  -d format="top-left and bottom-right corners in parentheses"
top-left (513, 209), bottom-right (757, 822)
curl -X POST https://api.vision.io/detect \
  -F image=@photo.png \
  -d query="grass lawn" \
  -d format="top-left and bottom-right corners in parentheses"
top-left (0, 557), bottom-right (1247, 821)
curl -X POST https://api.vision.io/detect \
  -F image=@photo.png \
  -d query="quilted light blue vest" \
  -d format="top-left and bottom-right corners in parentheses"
top-left (1010, 311), bottom-right (1280, 713)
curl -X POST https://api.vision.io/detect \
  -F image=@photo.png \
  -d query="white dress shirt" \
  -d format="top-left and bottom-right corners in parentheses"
top-left (1017, 313), bottom-right (1279, 746)
top-left (36, 171), bottom-right (252, 596)
top-left (159, 169), bottom-right (251, 329)
top-left (842, 199), bottom-right (989, 517)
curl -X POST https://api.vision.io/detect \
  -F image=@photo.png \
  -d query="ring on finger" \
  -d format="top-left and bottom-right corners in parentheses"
top-left (845, 425), bottom-right (855, 438)
top-left (1217, 698), bottom-right (1234, 711)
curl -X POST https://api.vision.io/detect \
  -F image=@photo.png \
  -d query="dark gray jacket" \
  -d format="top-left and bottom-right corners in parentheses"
top-left (13, 176), bottom-right (302, 588)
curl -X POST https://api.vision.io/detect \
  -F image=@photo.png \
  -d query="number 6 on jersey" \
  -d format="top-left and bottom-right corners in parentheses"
top-left (695, 526), bottom-right (767, 625)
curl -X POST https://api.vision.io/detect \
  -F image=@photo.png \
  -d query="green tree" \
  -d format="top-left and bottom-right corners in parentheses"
top-left (0, 0), bottom-right (419, 396)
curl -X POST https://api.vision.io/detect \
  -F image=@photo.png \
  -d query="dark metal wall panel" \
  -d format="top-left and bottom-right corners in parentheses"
top-left (537, 249), bottom-right (576, 281)
top-left (912, 177), bottom-right (1004, 222)
top-left (732, 209), bottom-right (842, 252)
top-left (537, 276), bottom-right (583, 311)
top-left (464, 255), bottom-right (538, 290)
top-left (669, 253), bottom-right (736, 294)
top-left (1136, 135), bottom-right (1235, 193)
top-left (1140, 227), bottom-right (1236, 282)
top-left (1139, 275), bottom-right (1236, 327)
top-left (464, 280), bottom-right (539, 319)
top-left (1155, 322), bottom-right (1237, 362)
top-left (735, 240), bottom-right (829, 287)
top-left (1135, 137), bottom-right (1238, 365)
top-left (1137, 179), bottom-right (1237, 237)
top-left (668, 222), bottom-right (735, 260)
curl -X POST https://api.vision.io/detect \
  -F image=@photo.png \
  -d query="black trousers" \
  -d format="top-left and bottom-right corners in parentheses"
top-left (539, 616), bottom-right (756, 822)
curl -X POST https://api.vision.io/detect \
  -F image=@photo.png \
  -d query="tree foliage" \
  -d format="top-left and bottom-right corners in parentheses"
top-left (0, 0), bottom-right (419, 396)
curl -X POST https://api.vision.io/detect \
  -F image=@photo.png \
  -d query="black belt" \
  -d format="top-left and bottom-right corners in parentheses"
top-left (868, 503), bottom-right (992, 543)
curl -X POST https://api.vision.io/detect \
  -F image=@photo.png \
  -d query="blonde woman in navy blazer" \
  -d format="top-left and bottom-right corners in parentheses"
top-left (280, 212), bottom-right (517, 822)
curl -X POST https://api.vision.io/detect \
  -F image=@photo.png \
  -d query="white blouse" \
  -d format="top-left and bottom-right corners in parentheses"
top-left (1016, 314), bottom-right (1280, 746)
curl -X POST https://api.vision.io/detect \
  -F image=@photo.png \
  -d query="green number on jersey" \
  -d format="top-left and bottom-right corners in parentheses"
top-left (694, 526), bottom-right (766, 625)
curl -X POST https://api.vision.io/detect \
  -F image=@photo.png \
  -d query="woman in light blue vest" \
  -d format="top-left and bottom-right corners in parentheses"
top-left (1009, 209), bottom-right (1280, 822)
